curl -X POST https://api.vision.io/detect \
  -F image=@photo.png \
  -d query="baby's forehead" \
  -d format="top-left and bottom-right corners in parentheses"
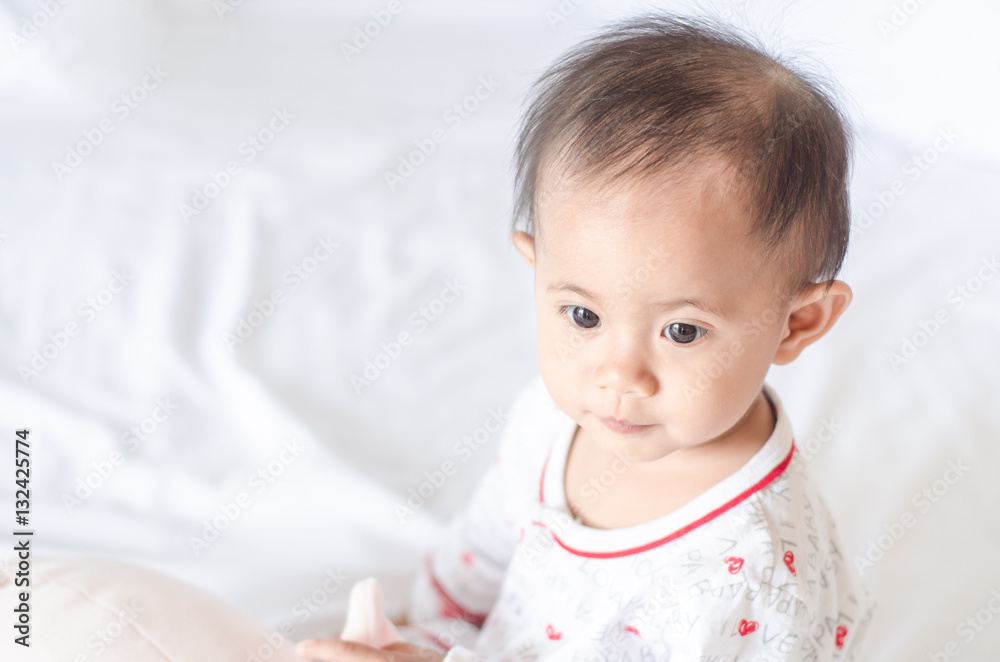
top-left (532, 165), bottom-right (791, 307)
top-left (538, 150), bottom-right (745, 209)
top-left (535, 159), bottom-right (753, 247)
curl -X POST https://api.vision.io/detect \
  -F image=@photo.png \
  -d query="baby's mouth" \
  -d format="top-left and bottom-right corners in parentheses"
top-left (598, 416), bottom-right (653, 434)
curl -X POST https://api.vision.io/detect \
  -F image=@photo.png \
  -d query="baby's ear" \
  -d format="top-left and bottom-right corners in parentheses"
top-left (510, 230), bottom-right (536, 268)
top-left (772, 280), bottom-right (852, 365)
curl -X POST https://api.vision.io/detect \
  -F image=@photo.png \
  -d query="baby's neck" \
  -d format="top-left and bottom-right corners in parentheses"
top-left (563, 391), bottom-right (776, 530)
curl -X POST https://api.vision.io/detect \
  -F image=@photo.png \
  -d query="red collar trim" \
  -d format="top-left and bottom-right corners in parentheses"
top-left (535, 441), bottom-right (796, 558)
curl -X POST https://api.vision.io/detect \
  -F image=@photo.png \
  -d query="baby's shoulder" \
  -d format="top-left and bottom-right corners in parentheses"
top-left (745, 451), bottom-right (849, 559)
top-left (720, 451), bottom-right (875, 620)
top-left (661, 457), bottom-right (875, 660)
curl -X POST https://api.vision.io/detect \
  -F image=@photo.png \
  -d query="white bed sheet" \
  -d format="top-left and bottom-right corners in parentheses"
top-left (0, 0), bottom-right (998, 659)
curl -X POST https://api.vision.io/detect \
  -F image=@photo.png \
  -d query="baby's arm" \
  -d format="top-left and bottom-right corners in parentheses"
top-left (299, 385), bottom-right (532, 662)
top-left (296, 459), bottom-right (518, 662)
top-left (405, 392), bottom-right (532, 650)
top-left (402, 446), bottom-right (522, 654)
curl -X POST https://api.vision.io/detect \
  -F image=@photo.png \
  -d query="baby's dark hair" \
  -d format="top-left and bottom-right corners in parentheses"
top-left (512, 12), bottom-right (854, 305)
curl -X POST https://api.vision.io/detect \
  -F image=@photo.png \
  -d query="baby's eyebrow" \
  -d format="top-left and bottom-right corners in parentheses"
top-left (653, 297), bottom-right (726, 319)
top-left (547, 282), bottom-right (725, 319)
top-left (547, 282), bottom-right (601, 302)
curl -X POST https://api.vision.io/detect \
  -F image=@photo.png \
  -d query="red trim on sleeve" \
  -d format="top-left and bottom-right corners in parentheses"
top-left (425, 553), bottom-right (488, 627)
top-left (545, 442), bottom-right (797, 558)
top-left (538, 452), bottom-right (551, 503)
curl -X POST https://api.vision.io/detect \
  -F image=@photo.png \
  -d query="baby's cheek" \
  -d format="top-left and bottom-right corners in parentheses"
top-left (538, 322), bottom-right (588, 375)
top-left (669, 347), bottom-right (749, 410)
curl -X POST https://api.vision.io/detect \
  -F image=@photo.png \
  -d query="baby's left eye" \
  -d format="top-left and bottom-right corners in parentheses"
top-left (663, 322), bottom-right (708, 344)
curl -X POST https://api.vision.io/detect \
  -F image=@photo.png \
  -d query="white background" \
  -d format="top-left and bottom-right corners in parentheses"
top-left (1, 0), bottom-right (998, 659)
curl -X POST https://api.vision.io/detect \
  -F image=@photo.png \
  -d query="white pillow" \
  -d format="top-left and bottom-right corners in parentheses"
top-left (0, 555), bottom-right (301, 662)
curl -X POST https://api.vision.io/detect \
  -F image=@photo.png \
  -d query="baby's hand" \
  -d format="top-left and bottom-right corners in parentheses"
top-left (296, 638), bottom-right (445, 662)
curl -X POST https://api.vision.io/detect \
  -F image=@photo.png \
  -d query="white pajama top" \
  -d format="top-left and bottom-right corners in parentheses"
top-left (401, 374), bottom-right (876, 662)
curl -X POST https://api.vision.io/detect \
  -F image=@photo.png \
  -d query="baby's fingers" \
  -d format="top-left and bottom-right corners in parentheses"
top-left (384, 642), bottom-right (444, 662)
top-left (296, 637), bottom-right (387, 662)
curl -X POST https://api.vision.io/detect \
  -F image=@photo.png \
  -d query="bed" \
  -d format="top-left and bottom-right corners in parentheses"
top-left (0, 0), bottom-right (998, 660)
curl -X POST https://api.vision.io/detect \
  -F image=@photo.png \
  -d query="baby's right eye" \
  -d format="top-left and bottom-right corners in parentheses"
top-left (561, 305), bottom-right (600, 329)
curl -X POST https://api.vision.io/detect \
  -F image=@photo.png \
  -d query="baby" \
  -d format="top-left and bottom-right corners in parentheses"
top-left (298, 12), bottom-right (875, 662)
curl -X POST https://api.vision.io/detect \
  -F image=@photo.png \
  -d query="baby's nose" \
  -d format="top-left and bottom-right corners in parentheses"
top-left (594, 346), bottom-right (657, 398)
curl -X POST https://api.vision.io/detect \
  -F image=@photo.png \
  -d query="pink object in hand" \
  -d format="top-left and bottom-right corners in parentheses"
top-left (339, 577), bottom-right (404, 647)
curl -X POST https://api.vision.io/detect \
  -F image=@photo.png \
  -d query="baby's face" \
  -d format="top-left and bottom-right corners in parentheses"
top-left (516, 163), bottom-right (794, 466)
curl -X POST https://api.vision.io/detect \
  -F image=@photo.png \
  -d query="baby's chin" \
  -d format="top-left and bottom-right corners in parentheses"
top-left (579, 419), bottom-right (683, 464)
